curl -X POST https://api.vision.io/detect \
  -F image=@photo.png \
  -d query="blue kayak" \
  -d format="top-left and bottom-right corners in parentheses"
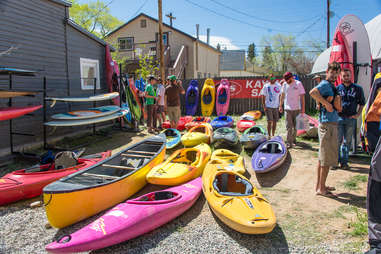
top-left (210, 116), bottom-right (234, 129)
top-left (163, 128), bottom-right (181, 149)
top-left (185, 80), bottom-right (199, 115)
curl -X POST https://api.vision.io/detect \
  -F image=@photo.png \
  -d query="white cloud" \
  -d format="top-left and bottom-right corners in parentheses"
top-left (198, 35), bottom-right (240, 50)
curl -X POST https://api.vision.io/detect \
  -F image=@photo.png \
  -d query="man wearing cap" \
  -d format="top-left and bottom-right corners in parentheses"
top-left (279, 72), bottom-right (306, 148)
top-left (165, 75), bottom-right (185, 128)
top-left (313, 75), bottom-right (322, 84)
top-left (145, 76), bottom-right (158, 134)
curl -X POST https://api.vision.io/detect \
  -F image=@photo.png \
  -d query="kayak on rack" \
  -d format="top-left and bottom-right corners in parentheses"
top-left (0, 105), bottom-right (42, 121)
top-left (0, 89), bottom-right (37, 98)
top-left (51, 106), bottom-right (120, 120)
top-left (201, 79), bottom-right (215, 116)
top-left (216, 79), bottom-right (230, 116)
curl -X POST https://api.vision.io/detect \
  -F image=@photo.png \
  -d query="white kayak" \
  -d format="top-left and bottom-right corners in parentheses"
top-left (51, 105), bottom-right (120, 120)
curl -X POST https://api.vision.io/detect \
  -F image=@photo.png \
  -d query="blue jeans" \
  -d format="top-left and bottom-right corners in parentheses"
top-left (338, 118), bottom-right (356, 165)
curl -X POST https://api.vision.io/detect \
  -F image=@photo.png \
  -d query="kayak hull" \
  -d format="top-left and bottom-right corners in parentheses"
top-left (216, 79), bottom-right (230, 116)
top-left (251, 136), bottom-right (287, 173)
top-left (201, 79), bottom-right (215, 116)
top-left (0, 105), bottom-right (42, 121)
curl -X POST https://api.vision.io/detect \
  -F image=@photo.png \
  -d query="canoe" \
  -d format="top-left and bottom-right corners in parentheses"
top-left (0, 89), bottom-right (37, 98)
top-left (43, 134), bottom-right (166, 228)
top-left (45, 177), bottom-right (202, 253)
top-left (146, 143), bottom-right (211, 186)
top-left (251, 136), bottom-right (287, 173)
top-left (216, 79), bottom-right (230, 116)
top-left (213, 127), bottom-right (239, 148)
top-left (240, 126), bottom-right (267, 149)
top-left (162, 116), bottom-right (193, 131)
top-left (181, 123), bottom-right (213, 147)
top-left (163, 128), bottom-right (181, 149)
top-left (237, 115), bottom-right (256, 132)
top-left (51, 106), bottom-right (120, 120)
top-left (296, 115), bottom-right (319, 138)
top-left (0, 105), bottom-right (42, 121)
top-left (185, 116), bottom-right (211, 130)
top-left (201, 79), bottom-right (215, 116)
top-left (209, 149), bottom-right (245, 175)
top-left (0, 151), bottom-right (111, 206)
top-left (202, 165), bottom-right (276, 234)
top-left (124, 78), bottom-right (142, 120)
top-left (185, 80), bottom-right (199, 115)
top-left (210, 116), bottom-right (234, 129)
top-left (244, 110), bottom-right (262, 120)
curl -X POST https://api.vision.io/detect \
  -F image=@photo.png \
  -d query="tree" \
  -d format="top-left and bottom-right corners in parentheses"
top-left (247, 43), bottom-right (256, 62)
top-left (261, 45), bottom-right (274, 71)
top-left (70, 0), bottom-right (123, 39)
top-left (216, 43), bottom-right (221, 51)
top-left (135, 53), bottom-right (159, 80)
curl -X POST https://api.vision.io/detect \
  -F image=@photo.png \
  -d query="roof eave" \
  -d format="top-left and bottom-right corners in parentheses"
top-left (50, 0), bottom-right (72, 7)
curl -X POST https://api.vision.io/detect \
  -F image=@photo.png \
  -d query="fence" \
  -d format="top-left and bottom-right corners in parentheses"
top-left (179, 76), bottom-right (318, 116)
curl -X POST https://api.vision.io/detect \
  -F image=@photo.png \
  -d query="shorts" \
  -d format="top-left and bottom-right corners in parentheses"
top-left (318, 122), bottom-right (339, 167)
top-left (265, 108), bottom-right (279, 122)
top-left (167, 106), bottom-right (181, 123)
top-left (157, 105), bottom-right (165, 114)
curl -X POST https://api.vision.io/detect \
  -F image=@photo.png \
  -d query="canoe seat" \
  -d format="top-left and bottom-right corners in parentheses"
top-left (213, 173), bottom-right (253, 196)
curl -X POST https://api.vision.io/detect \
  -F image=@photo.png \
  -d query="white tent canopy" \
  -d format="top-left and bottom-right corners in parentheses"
top-left (311, 14), bottom-right (381, 74)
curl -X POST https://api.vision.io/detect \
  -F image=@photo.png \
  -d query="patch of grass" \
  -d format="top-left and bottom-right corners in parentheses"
top-left (341, 241), bottom-right (368, 253)
top-left (348, 207), bottom-right (368, 237)
top-left (342, 175), bottom-right (368, 190)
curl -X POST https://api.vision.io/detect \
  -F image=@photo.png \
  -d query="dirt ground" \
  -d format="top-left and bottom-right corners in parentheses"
top-left (0, 117), bottom-right (371, 253)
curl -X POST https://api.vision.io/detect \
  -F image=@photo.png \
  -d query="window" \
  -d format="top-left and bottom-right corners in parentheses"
top-left (118, 37), bottom-right (134, 50)
top-left (80, 58), bottom-right (100, 90)
top-left (140, 19), bottom-right (147, 28)
top-left (155, 32), bottom-right (169, 45)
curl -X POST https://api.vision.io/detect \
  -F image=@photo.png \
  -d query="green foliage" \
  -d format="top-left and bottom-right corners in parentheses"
top-left (348, 208), bottom-right (368, 237)
top-left (70, 0), bottom-right (123, 39)
top-left (343, 175), bottom-right (368, 190)
top-left (247, 43), bottom-right (257, 62)
top-left (135, 53), bottom-right (159, 80)
top-left (261, 45), bottom-right (274, 71)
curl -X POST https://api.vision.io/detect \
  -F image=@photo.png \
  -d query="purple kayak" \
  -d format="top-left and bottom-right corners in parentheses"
top-left (251, 136), bottom-right (287, 173)
top-left (185, 80), bottom-right (199, 115)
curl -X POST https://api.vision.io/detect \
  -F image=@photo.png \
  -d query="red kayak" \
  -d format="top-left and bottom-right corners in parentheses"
top-left (237, 115), bottom-right (256, 132)
top-left (297, 115), bottom-right (319, 137)
top-left (0, 105), bottom-right (42, 121)
top-left (185, 116), bottom-right (211, 130)
top-left (0, 151), bottom-right (111, 205)
top-left (162, 116), bottom-right (193, 131)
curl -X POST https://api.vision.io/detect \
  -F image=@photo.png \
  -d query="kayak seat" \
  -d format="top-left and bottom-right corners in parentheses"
top-left (165, 129), bottom-right (177, 137)
top-left (213, 173), bottom-right (254, 196)
top-left (139, 191), bottom-right (176, 201)
top-left (188, 90), bottom-right (197, 105)
top-left (218, 89), bottom-right (227, 104)
top-left (260, 143), bottom-right (283, 154)
top-left (203, 90), bottom-right (212, 104)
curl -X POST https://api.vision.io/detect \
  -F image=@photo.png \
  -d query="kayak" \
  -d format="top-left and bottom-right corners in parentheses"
top-left (251, 136), bottom-right (287, 173)
top-left (201, 79), bottom-right (215, 116)
top-left (43, 134), bottom-right (166, 228)
top-left (51, 106), bottom-right (120, 120)
top-left (240, 126), bottom-right (267, 149)
top-left (244, 110), bottom-right (262, 120)
top-left (181, 123), bottom-right (213, 147)
top-left (125, 78), bottom-right (142, 120)
top-left (237, 115), bottom-right (256, 132)
top-left (209, 149), bottom-right (245, 175)
top-left (210, 116), bottom-right (234, 129)
top-left (185, 80), bottom-right (199, 115)
top-left (0, 151), bottom-right (111, 206)
top-left (216, 79), bottom-right (230, 116)
top-left (296, 115), bottom-right (319, 138)
top-left (146, 143), bottom-right (211, 186)
top-left (185, 117), bottom-right (211, 130)
top-left (203, 158), bottom-right (276, 234)
top-left (213, 127), bottom-right (239, 148)
top-left (0, 89), bottom-right (37, 98)
top-left (45, 177), bottom-right (202, 253)
top-left (163, 128), bottom-right (181, 149)
top-left (162, 116), bottom-right (193, 131)
top-left (0, 105), bottom-right (42, 121)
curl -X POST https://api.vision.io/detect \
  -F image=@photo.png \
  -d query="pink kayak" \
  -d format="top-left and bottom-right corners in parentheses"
top-left (297, 115), bottom-right (319, 137)
top-left (46, 177), bottom-right (202, 253)
top-left (216, 79), bottom-right (230, 116)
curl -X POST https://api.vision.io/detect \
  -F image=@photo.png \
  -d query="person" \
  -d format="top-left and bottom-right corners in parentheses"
top-left (156, 77), bottom-right (166, 130)
top-left (260, 74), bottom-right (282, 137)
top-left (144, 76), bottom-right (158, 134)
top-left (165, 75), bottom-right (185, 128)
top-left (279, 72), bottom-right (306, 148)
top-left (309, 62), bottom-right (342, 197)
top-left (313, 75), bottom-right (322, 84)
top-left (336, 68), bottom-right (365, 169)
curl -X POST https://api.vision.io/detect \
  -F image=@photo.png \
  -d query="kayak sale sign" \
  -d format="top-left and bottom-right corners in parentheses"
top-left (215, 79), bottom-right (272, 98)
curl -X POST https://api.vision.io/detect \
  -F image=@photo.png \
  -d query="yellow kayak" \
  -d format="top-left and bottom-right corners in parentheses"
top-left (147, 143), bottom-right (211, 186)
top-left (203, 159), bottom-right (276, 234)
top-left (181, 123), bottom-right (213, 147)
top-left (209, 149), bottom-right (245, 174)
top-left (201, 79), bottom-right (216, 116)
top-left (43, 134), bottom-right (166, 228)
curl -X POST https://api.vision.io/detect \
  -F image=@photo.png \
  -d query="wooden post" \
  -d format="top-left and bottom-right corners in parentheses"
top-left (158, 0), bottom-right (165, 81)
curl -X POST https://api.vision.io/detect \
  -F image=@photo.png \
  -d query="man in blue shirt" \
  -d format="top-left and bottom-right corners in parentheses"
top-left (336, 68), bottom-right (365, 169)
top-left (309, 62), bottom-right (342, 197)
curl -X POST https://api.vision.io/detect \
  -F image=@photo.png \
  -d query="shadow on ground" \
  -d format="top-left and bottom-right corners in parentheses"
top-left (329, 192), bottom-right (367, 209)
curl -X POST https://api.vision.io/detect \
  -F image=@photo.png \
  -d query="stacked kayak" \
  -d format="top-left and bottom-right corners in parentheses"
top-left (185, 80), bottom-right (199, 115)
top-left (0, 105), bottom-right (42, 121)
top-left (51, 106), bottom-right (120, 120)
top-left (163, 128), bottom-right (181, 149)
top-left (203, 151), bottom-right (276, 234)
top-left (240, 126), bottom-right (267, 149)
top-left (43, 134), bottom-right (166, 228)
top-left (0, 89), bottom-right (37, 98)
top-left (211, 116), bottom-right (234, 129)
top-left (181, 123), bottom-right (213, 147)
top-left (185, 117), bottom-right (211, 130)
top-left (124, 77), bottom-right (142, 120)
top-left (162, 116), bottom-right (193, 131)
top-left (213, 127), bottom-right (238, 148)
top-left (201, 79), bottom-right (215, 116)
top-left (216, 79), bottom-right (230, 116)
top-left (237, 115), bottom-right (256, 132)
top-left (252, 136), bottom-right (287, 173)
top-left (296, 114), bottom-right (319, 138)
top-left (244, 110), bottom-right (262, 120)
top-left (45, 178), bottom-right (202, 253)
top-left (146, 143), bottom-right (211, 186)
top-left (0, 151), bottom-right (111, 206)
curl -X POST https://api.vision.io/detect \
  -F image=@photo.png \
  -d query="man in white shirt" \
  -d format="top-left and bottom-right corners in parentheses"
top-left (260, 74), bottom-right (282, 137)
top-left (156, 78), bottom-right (166, 130)
top-left (279, 72), bottom-right (306, 148)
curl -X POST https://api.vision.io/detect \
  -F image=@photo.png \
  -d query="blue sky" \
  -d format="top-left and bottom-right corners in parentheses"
top-left (78, 0), bottom-right (381, 52)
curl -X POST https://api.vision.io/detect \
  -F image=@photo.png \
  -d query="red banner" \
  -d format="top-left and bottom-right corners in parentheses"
top-left (214, 79), bottom-right (281, 99)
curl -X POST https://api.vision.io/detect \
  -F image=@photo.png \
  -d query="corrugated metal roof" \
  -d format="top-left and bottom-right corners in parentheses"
top-left (49, 0), bottom-right (72, 7)
top-left (220, 50), bottom-right (245, 71)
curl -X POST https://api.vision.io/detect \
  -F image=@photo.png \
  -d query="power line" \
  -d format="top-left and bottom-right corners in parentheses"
top-left (131, 0), bottom-right (150, 18)
top-left (82, 0), bottom-right (116, 24)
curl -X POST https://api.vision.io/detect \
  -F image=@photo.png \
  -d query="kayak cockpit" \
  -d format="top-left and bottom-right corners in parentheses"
top-left (213, 173), bottom-right (253, 196)
top-left (259, 142), bottom-right (284, 154)
top-left (218, 89), bottom-right (228, 104)
top-left (173, 150), bottom-right (199, 165)
top-left (127, 191), bottom-right (181, 204)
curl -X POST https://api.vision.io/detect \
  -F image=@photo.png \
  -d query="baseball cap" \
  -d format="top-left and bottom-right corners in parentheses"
top-left (313, 75), bottom-right (321, 80)
top-left (147, 75), bottom-right (157, 81)
top-left (283, 72), bottom-right (293, 80)
top-left (168, 75), bottom-right (177, 81)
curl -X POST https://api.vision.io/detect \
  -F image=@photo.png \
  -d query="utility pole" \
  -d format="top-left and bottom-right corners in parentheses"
top-left (158, 0), bottom-right (165, 81)
top-left (166, 12), bottom-right (176, 27)
top-left (327, 0), bottom-right (330, 48)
